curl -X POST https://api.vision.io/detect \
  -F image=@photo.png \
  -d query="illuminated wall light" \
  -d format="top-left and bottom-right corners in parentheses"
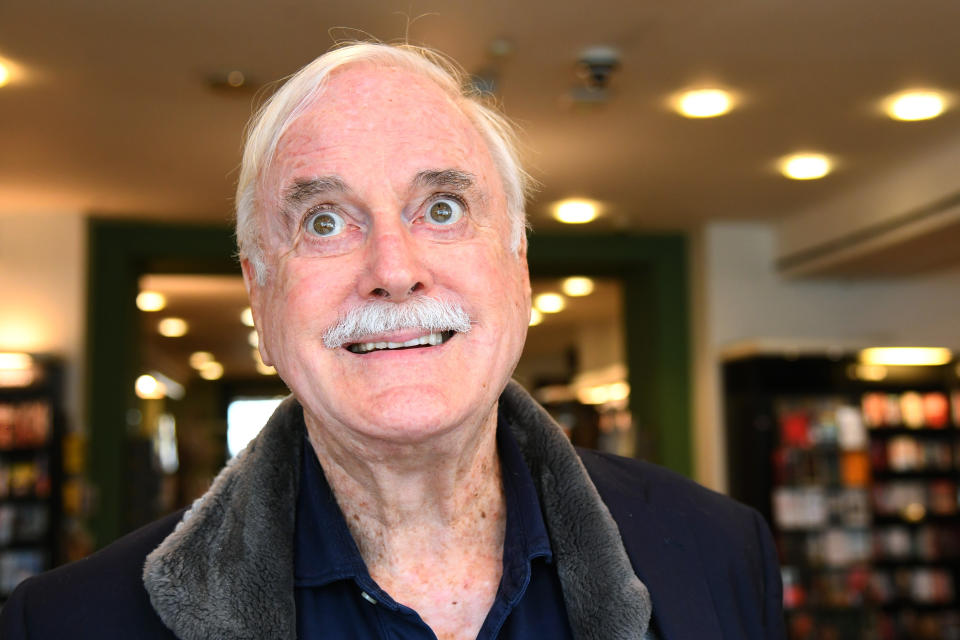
top-left (675, 88), bottom-right (734, 118)
top-left (0, 60), bottom-right (12, 88)
top-left (553, 199), bottom-right (599, 224)
top-left (136, 291), bottom-right (167, 312)
top-left (240, 307), bottom-right (255, 327)
top-left (779, 153), bottom-right (832, 180)
top-left (0, 352), bottom-right (36, 387)
top-left (157, 317), bottom-right (188, 338)
top-left (859, 347), bottom-right (952, 366)
top-left (0, 352), bottom-right (33, 371)
top-left (248, 330), bottom-right (259, 348)
top-left (884, 90), bottom-right (946, 121)
top-left (534, 293), bottom-right (566, 314)
top-left (562, 276), bottom-right (595, 297)
top-left (189, 351), bottom-right (214, 369)
top-left (529, 308), bottom-right (543, 327)
top-left (135, 374), bottom-right (166, 399)
top-left (199, 361), bottom-right (224, 380)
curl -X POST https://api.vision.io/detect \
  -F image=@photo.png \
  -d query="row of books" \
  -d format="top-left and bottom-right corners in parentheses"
top-left (0, 457), bottom-right (51, 499)
top-left (0, 550), bottom-right (44, 595)
top-left (774, 487), bottom-right (870, 530)
top-left (782, 565), bottom-right (955, 609)
top-left (874, 524), bottom-right (960, 561)
top-left (781, 523), bottom-right (960, 568)
top-left (0, 504), bottom-right (49, 546)
top-left (872, 480), bottom-right (958, 518)
top-left (862, 391), bottom-right (957, 430)
top-left (0, 401), bottom-right (51, 450)
top-left (870, 436), bottom-right (957, 473)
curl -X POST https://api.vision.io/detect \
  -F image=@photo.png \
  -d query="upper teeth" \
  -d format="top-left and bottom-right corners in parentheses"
top-left (351, 332), bottom-right (445, 353)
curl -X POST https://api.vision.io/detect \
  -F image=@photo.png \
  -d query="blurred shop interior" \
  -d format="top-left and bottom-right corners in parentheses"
top-left (2, 2), bottom-right (960, 638)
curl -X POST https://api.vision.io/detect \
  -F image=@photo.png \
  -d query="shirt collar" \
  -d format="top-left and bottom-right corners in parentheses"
top-left (294, 412), bottom-right (553, 589)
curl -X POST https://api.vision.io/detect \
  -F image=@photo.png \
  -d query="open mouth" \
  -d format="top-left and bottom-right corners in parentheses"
top-left (345, 330), bottom-right (456, 354)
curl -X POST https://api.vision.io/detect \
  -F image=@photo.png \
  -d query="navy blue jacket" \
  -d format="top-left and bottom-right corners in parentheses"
top-left (1, 388), bottom-right (784, 639)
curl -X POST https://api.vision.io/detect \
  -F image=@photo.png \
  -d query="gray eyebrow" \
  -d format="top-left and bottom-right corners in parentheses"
top-left (413, 169), bottom-right (476, 192)
top-left (282, 176), bottom-right (349, 207)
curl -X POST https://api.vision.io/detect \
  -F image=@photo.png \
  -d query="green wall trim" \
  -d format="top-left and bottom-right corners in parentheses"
top-left (86, 222), bottom-right (690, 546)
top-left (85, 219), bottom-right (238, 547)
top-left (527, 233), bottom-right (691, 476)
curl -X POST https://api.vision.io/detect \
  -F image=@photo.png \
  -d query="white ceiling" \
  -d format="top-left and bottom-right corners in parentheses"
top-left (2, 0), bottom-right (960, 235)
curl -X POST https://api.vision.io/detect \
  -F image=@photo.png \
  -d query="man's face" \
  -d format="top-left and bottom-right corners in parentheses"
top-left (244, 64), bottom-right (531, 445)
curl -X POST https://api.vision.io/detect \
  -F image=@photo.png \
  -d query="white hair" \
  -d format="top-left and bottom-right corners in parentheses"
top-left (235, 42), bottom-right (533, 285)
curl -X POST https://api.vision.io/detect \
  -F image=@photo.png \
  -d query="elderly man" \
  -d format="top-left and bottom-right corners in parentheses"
top-left (1, 43), bottom-right (784, 639)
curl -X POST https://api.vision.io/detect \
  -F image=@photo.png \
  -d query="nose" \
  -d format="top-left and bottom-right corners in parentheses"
top-left (358, 224), bottom-right (432, 301)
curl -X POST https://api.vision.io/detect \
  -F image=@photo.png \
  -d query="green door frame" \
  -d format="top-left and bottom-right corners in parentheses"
top-left (86, 220), bottom-right (689, 547)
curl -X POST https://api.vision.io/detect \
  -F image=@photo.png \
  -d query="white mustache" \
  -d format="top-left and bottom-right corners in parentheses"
top-left (323, 295), bottom-right (473, 349)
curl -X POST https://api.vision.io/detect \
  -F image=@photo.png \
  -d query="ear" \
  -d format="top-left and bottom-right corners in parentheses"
top-left (240, 258), bottom-right (275, 366)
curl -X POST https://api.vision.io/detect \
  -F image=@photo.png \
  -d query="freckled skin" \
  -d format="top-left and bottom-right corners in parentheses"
top-left (243, 64), bottom-right (532, 639)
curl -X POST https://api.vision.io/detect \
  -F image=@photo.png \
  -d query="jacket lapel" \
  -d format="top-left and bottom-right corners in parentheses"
top-left (144, 386), bottom-right (658, 639)
top-left (614, 496), bottom-right (724, 639)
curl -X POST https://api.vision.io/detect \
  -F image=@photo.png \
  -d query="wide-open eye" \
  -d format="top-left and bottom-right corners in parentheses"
top-left (306, 210), bottom-right (345, 237)
top-left (426, 198), bottom-right (464, 226)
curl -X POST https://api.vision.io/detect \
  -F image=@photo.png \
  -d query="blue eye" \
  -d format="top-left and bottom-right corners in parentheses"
top-left (306, 210), bottom-right (345, 237)
top-left (426, 198), bottom-right (464, 225)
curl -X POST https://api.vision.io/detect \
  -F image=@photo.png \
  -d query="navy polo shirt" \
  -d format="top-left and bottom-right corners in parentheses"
top-left (293, 417), bottom-right (574, 639)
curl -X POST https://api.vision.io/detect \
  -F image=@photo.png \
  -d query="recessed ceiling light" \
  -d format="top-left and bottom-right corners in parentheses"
top-left (562, 276), bottom-right (595, 297)
top-left (157, 317), bottom-right (188, 337)
top-left (779, 153), bottom-right (832, 180)
top-left (675, 88), bottom-right (734, 118)
top-left (529, 308), bottom-right (543, 326)
top-left (136, 291), bottom-right (166, 312)
top-left (199, 361), bottom-right (224, 380)
top-left (553, 199), bottom-right (599, 224)
top-left (135, 374), bottom-right (165, 399)
top-left (248, 330), bottom-right (259, 348)
top-left (534, 293), bottom-right (566, 314)
top-left (240, 307), bottom-right (255, 327)
top-left (189, 351), bottom-right (214, 369)
top-left (0, 61), bottom-right (10, 88)
top-left (884, 90), bottom-right (946, 121)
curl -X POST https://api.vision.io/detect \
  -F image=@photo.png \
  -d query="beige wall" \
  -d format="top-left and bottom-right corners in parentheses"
top-left (0, 212), bottom-right (87, 429)
top-left (691, 220), bottom-right (960, 492)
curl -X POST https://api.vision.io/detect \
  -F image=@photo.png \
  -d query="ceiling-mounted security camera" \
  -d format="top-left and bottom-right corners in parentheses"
top-left (577, 45), bottom-right (621, 89)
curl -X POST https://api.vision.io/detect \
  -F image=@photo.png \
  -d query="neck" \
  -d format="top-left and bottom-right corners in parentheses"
top-left (304, 407), bottom-right (506, 562)
top-left (305, 409), bottom-right (507, 639)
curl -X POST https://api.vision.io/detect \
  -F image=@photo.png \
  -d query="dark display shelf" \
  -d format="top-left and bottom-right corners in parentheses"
top-left (724, 355), bottom-right (960, 640)
top-left (0, 357), bottom-right (64, 602)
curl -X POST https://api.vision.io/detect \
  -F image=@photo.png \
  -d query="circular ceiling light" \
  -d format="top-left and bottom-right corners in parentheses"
top-left (136, 291), bottom-right (167, 312)
top-left (189, 351), bottom-right (214, 369)
top-left (0, 62), bottom-right (11, 88)
top-left (884, 90), bottom-right (946, 121)
top-left (199, 361), bottom-right (224, 380)
top-left (562, 276), bottom-right (595, 297)
top-left (240, 307), bottom-right (255, 327)
top-left (529, 308), bottom-right (543, 327)
top-left (135, 374), bottom-right (166, 399)
top-left (534, 293), bottom-right (566, 314)
top-left (779, 153), bottom-right (832, 180)
top-left (675, 88), bottom-right (734, 118)
top-left (157, 317), bottom-right (188, 337)
top-left (553, 199), bottom-right (599, 224)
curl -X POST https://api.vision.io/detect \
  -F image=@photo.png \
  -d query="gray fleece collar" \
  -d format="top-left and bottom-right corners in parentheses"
top-left (143, 381), bottom-right (652, 639)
